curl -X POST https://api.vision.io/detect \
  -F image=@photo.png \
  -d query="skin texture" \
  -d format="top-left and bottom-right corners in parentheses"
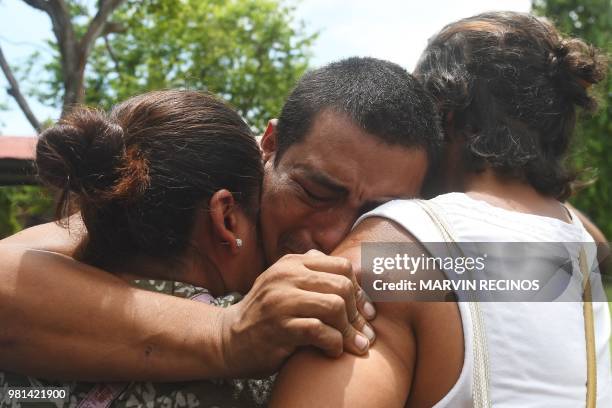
top-left (269, 217), bottom-right (464, 408)
top-left (0, 242), bottom-right (229, 381)
top-left (259, 109), bottom-right (429, 263)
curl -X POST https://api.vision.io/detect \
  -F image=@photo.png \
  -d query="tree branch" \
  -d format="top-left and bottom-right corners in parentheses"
top-left (20, 0), bottom-right (125, 115)
top-left (22, 0), bottom-right (51, 13)
top-left (45, 0), bottom-right (77, 52)
top-left (80, 0), bottom-right (126, 59)
top-left (103, 35), bottom-right (120, 73)
top-left (0, 44), bottom-right (41, 132)
top-left (36, 0), bottom-right (80, 113)
top-left (24, 0), bottom-right (75, 54)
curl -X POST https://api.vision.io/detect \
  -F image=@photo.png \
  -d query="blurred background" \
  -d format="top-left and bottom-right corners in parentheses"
top-left (0, 0), bottom-right (609, 242)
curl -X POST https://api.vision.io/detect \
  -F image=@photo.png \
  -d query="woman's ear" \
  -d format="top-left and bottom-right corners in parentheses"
top-left (208, 189), bottom-right (241, 254)
top-left (261, 119), bottom-right (278, 163)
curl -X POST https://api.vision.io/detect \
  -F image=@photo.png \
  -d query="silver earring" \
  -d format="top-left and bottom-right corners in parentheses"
top-left (236, 238), bottom-right (243, 248)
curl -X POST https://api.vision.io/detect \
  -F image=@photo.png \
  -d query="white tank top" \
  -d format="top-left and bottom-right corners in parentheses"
top-left (355, 192), bottom-right (612, 407)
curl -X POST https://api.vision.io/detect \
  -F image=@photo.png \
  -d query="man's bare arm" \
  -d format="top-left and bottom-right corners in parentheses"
top-left (0, 217), bottom-right (85, 256)
top-left (0, 222), bottom-right (375, 381)
top-left (0, 244), bottom-right (230, 381)
top-left (1, 221), bottom-right (230, 381)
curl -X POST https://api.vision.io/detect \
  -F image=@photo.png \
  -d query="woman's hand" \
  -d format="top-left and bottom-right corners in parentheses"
top-left (219, 249), bottom-right (376, 377)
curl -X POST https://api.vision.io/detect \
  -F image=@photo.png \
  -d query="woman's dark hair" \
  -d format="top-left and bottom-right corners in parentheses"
top-left (415, 11), bottom-right (607, 200)
top-left (36, 90), bottom-right (262, 267)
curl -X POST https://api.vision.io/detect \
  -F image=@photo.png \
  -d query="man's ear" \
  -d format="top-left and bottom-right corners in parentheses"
top-left (261, 119), bottom-right (278, 163)
top-left (208, 189), bottom-right (241, 254)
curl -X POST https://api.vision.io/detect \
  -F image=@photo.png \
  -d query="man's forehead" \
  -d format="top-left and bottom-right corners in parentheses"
top-left (275, 109), bottom-right (428, 199)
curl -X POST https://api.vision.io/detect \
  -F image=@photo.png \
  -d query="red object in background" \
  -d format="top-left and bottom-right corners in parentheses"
top-left (0, 136), bottom-right (38, 185)
top-left (0, 136), bottom-right (37, 160)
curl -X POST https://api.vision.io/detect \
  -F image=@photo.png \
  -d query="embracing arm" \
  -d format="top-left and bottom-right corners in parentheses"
top-left (0, 222), bottom-right (375, 381)
top-left (0, 243), bottom-right (229, 382)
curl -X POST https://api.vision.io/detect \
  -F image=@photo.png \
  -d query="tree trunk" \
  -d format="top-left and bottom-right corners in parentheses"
top-left (2, 0), bottom-right (127, 128)
top-left (61, 55), bottom-right (87, 117)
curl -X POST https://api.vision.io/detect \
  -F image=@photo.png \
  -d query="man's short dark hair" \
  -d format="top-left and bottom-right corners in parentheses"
top-left (275, 57), bottom-right (443, 164)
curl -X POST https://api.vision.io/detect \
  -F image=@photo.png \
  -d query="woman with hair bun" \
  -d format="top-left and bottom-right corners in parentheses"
top-left (270, 11), bottom-right (611, 407)
top-left (35, 90), bottom-right (265, 287)
top-left (0, 89), bottom-right (372, 406)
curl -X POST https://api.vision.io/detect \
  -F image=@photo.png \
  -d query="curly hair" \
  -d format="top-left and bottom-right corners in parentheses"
top-left (415, 11), bottom-right (607, 200)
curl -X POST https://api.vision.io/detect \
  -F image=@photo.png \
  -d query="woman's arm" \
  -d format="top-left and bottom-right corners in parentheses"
top-left (565, 203), bottom-right (610, 274)
top-left (269, 217), bottom-right (464, 407)
top-left (270, 306), bottom-right (416, 407)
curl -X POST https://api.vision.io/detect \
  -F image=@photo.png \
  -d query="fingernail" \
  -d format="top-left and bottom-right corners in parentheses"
top-left (362, 324), bottom-right (376, 342)
top-left (364, 301), bottom-right (376, 320)
top-left (361, 289), bottom-right (373, 302)
top-left (354, 334), bottom-right (369, 351)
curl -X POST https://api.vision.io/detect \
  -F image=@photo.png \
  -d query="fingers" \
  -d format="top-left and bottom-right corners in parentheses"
top-left (357, 289), bottom-right (377, 321)
top-left (302, 250), bottom-right (353, 281)
top-left (298, 273), bottom-right (375, 346)
top-left (290, 290), bottom-right (373, 355)
top-left (302, 250), bottom-right (377, 321)
top-left (248, 251), bottom-right (379, 361)
top-left (285, 318), bottom-right (343, 358)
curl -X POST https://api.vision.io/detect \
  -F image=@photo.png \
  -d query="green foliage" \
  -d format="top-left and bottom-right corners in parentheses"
top-left (0, 186), bottom-right (54, 238)
top-left (2, 0), bottom-right (314, 238)
top-left (532, 0), bottom-right (612, 237)
top-left (31, 0), bottom-right (316, 130)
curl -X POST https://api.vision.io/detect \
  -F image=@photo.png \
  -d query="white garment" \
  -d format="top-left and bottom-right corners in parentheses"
top-left (355, 192), bottom-right (612, 407)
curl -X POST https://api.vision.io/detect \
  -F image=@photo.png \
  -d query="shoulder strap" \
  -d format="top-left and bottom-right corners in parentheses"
top-left (414, 200), bottom-right (492, 408)
top-left (562, 204), bottom-right (597, 406)
top-left (580, 247), bottom-right (597, 407)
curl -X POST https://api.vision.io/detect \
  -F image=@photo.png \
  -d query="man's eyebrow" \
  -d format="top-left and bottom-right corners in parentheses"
top-left (296, 165), bottom-right (349, 195)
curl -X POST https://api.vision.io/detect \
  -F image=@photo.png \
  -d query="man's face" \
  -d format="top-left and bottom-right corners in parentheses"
top-left (259, 109), bottom-right (428, 263)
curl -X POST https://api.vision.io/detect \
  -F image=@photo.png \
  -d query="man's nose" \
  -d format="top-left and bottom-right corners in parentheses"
top-left (310, 209), bottom-right (357, 254)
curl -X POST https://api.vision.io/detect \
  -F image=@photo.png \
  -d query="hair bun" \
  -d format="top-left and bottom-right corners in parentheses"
top-left (549, 38), bottom-right (607, 111)
top-left (36, 108), bottom-right (126, 201)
